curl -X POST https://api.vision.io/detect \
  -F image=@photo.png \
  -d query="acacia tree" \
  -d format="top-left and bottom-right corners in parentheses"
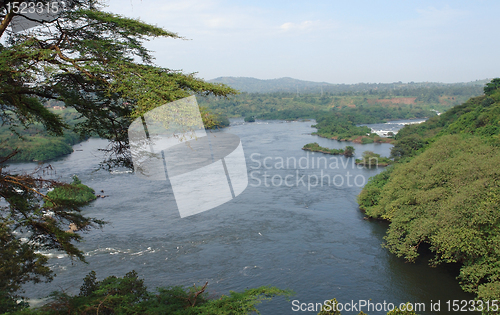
top-left (0, 0), bottom-right (235, 308)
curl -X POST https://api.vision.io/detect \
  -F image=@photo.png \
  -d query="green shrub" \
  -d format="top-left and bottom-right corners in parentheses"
top-left (8, 271), bottom-right (292, 315)
top-left (361, 137), bottom-right (374, 144)
top-left (44, 176), bottom-right (96, 208)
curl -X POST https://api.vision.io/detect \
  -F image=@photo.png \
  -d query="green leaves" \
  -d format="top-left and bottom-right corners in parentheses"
top-left (0, 222), bottom-right (52, 312)
top-left (484, 78), bottom-right (500, 96)
top-left (0, 1), bottom-right (237, 307)
top-left (8, 271), bottom-right (292, 315)
top-left (358, 79), bottom-right (500, 300)
top-left (355, 151), bottom-right (392, 166)
top-left (362, 135), bottom-right (500, 294)
top-left (43, 179), bottom-right (96, 208)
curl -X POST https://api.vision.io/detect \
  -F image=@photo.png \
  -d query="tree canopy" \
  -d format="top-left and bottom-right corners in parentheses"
top-left (358, 78), bottom-right (500, 302)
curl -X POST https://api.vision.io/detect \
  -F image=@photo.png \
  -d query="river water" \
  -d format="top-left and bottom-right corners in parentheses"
top-left (13, 119), bottom-right (474, 314)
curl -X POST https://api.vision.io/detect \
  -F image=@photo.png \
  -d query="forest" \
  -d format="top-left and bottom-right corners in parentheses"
top-left (209, 76), bottom-right (487, 96)
top-left (198, 83), bottom-right (484, 143)
top-left (0, 109), bottom-right (82, 161)
top-left (357, 78), bottom-right (500, 304)
top-left (199, 83), bottom-right (484, 119)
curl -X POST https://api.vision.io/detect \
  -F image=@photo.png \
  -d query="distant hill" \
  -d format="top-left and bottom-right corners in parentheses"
top-left (209, 76), bottom-right (490, 94)
top-left (208, 77), bottom-right (330, 93)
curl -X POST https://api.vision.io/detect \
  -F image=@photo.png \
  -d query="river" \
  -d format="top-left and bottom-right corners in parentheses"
top-left (12, 119), bottom-right (474, 314)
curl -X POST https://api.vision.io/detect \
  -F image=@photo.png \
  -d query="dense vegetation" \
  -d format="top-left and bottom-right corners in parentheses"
top-left (0, 1), bottom-right (240, 313)
top-left (199, 83), bottom-right (483, 142)
top-left (199, 82), bottom-right (484, 119)
top-left (5, 271), bottom-right (291, 315)
top-left (310, 115), bottom-right (372, 140)
top-left (357, 79), bottom-right (500, 303)
top-left (302, 143), bottom-right (355, 157)
top-left (244, 116), bottom-right (255, 122)
top-left (210, 76), bottom-right (486, 96)
top-left (0, 109), bottom-right (82, 161)
top-left (44, 176), bottom-right (96, 208)
top-left (355, 151), bottom-right (393, 167)
top-left (199, 106), bottom-right (230, 129)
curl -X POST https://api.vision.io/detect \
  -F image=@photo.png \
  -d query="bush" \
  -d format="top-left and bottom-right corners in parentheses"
top-left (44, 176), bottom-right (96, 208)
top-left (9, 271), bottom-right (292, 315)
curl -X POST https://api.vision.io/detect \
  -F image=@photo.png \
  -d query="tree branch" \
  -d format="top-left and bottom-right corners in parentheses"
top-left (0, 10), bottom-right (14, 38)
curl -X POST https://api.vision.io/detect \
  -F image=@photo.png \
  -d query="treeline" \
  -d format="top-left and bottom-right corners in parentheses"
top-left (311, 115), bottom-right (373, 140)
top-left (196, 84), bottom-right (484, 144)
top-left (0, 109), bottom-right (83, 161)
top-left (199, 83), bottom-right (484, 119)
top-left (210, 76), bottom-right (487, 95)
top-left (357, 79), bottom-right (500, 302)
top-left (254, 106), bottom-right (429, 142)
top-left (311, 105), bottom-right (433, 142)
top-left (3, 270), bottom-right (290, 314)
top-left (337, 105), bottom-right (433, 123)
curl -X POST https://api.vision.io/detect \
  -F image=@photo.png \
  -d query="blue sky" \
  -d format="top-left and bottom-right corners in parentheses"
top-left (104, 0), bottom-right (499, 84)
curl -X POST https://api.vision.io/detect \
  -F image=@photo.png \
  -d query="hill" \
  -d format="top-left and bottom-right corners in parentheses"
top-left (208, 76), bottom-right (331, 93)
top-left (209, 76), bottom-right (489, 94)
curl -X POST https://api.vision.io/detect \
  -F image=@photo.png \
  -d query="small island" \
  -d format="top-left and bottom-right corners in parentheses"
top-left (355, 151), bottom-right (393, 167)
top-left (302, 142), bottom-right (355, 157)
top-left (44, 175), bottom-right (97, 208)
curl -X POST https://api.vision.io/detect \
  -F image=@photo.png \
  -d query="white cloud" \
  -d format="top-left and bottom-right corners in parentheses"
top-left (280, 21), bottom-right (314, 31)
top-left (278, 20), bottom-right (338, 33)
top-left (414, 5), bottom-right (467, 27)
top-left (103, 0), bottom-right (500, 83)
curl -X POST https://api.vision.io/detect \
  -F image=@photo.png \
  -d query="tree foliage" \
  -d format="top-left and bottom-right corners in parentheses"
top-left (484, 78), bottom-right (500, 96)
top-left (390, 135), bottom-right (425, 161)
top-left (43, 175), bottom-right (96, 207)
top-left (7, 271), bottom-right (292, 315)
top-left (355, 151), bottom-right (393, 166)
top-left (302, 143), bottom-right (355, 157)
top-left (0, 0), bottom-right (236, 309)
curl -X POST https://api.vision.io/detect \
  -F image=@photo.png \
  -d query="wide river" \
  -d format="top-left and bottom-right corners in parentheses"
top-left (15, 119), bottom-right (474, 314)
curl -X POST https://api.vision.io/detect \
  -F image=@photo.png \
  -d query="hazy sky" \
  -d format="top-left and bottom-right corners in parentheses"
top-left (104, 0), bottom-right (499, 84)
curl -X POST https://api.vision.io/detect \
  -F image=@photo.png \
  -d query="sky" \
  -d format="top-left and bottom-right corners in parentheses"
top-left (103, 0), bottom-right (500, 84)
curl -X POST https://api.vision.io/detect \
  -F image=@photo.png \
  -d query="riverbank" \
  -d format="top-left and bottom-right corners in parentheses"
top-left (1, 107), bottom-right (230, 162)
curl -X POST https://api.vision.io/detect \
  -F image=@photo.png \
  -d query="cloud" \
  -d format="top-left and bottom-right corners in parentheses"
top-left (279, 20), bottom-right (335, 33)
top-left (103, 0), bottom-right (500, 84)
top-left (414, 5), bottom-right (467, 27)
top-left (280, 21), bottom-right (314, 31)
